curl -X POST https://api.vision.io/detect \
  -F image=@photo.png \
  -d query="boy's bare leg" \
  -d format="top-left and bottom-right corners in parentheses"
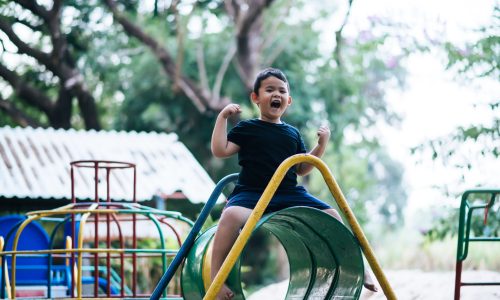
top-left (322, 208), bottom-right (378, 292)
top-left (211, 206), bottom-right (253, 300)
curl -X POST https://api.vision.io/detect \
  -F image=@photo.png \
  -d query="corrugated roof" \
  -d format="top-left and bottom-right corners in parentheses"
top-left (0, 126), bottom-right (221, 203)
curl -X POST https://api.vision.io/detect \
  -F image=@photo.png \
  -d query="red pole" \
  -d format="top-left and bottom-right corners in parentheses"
top-left (106, 167), bottom-right (111, 296)
top-left (68, 161), bottom-right (136, 297)
top-left (94, 161), bottom-right (99, 297)
top-left (132, 166), bottom-right (137, 296)
top-left (70, 165), bottom-right (75, 298)
top-left (454, 260), bottom-right (463, 300)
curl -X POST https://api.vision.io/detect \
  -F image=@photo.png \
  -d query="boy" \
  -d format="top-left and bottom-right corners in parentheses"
top-left (211, 68), bottom-right (376, 299)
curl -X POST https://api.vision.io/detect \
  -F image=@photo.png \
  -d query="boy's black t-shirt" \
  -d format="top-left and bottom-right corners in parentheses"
top-left (227, 118), bottom-right (307, 191)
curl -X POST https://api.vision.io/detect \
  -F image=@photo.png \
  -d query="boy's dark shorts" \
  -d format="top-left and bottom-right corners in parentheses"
top-left (225, 186), bottom-right (331, 213)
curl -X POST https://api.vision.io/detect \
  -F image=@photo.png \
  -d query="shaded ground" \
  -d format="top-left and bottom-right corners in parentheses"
top-left (247, 270), bottom-right (500, 299)
top-left (361, 270), bottom-right (500, 300)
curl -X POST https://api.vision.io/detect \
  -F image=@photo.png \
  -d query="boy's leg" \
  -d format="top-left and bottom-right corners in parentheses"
top-left (211, 206), bottom-right (253, 300)
top-left (322, 208), bottom-right (378, 292)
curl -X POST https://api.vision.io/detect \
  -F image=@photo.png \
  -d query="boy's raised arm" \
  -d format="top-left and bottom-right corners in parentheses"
top-left (211, 104), bottom-right (241, 158)
top-left (296, 124), bottom-right (330, 176)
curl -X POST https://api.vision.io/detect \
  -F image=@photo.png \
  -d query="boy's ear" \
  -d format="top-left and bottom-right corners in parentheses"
top-left (250, 92), bottom-right (259, 104)
top-left (287, 96), bottom-right (293, 106)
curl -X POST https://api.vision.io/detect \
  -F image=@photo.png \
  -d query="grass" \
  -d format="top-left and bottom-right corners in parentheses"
top-left (370, 228), bottom-right (500, 271)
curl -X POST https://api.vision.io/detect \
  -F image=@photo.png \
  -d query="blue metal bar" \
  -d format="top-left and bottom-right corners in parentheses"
top-left (150, 173), bottom-right (238, 300)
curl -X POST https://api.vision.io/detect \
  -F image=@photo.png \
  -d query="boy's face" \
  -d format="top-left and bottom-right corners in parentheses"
top-left (251, 76), bottom-right (292, 123)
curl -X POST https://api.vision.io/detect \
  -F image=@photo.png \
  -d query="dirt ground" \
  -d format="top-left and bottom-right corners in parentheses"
top-left (361, 270), bottom-right (500, 300)
top-left (247, 270), bottom-right (500, 299)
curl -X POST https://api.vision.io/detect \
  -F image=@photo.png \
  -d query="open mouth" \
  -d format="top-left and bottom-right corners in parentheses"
top-left (271, 99), bottom-right (281, 108)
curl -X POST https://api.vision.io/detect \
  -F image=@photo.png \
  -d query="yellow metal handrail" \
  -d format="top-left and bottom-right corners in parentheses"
top-left (204, 154), bottom-right (396, 300)
top-left (77, 203), bottom-right (98, 298)
top-left (9, 204), bottom-right (74, 299)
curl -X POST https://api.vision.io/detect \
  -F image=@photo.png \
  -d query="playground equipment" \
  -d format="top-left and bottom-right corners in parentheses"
top-left (1, 155), bottom-right (394, 299)
top-left (182, 207), bottom-right (364, 299)
top-left (152, 154), bottom-right (395, 300)
top-left (454, 189), bottom-right (500, 300)
top-left (0, 215), bottom-right (64, 298)
top-left (0, 160), bottom-right (193, 299)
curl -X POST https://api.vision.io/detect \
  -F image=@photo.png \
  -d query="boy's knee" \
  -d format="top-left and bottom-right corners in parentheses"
top-left (219, 206), bottom-right (251, 226)
top-left (323, 208), bottom-right (343, 221)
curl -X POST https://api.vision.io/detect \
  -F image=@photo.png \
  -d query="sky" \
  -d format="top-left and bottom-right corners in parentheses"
top-left (345, 0), bottom-right (499, 224)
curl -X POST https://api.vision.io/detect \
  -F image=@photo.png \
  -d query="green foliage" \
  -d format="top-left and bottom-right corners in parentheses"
top-left (89, 0), bottom-right (409, 227)
top-left (375, 229), bottom-right (500, 271)
top-left (412, 117), bottom-right (500, 166)
top-left (444, 6), bottom-right (499, 79)
top-left (413, 5), bottom-right (500, 239)
top-left (425, 193), bottom-right (500, 243)
top-left (1, 0), bottom-right (410, 227)
top-left (307, 141), bottom-right (407, 229)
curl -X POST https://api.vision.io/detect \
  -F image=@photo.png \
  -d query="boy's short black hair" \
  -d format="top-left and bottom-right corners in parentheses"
top-left (253, 68), bottom-right (289, 94)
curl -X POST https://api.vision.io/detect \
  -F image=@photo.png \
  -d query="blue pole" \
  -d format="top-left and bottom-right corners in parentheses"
top-left (150, 173), bottom-right (238, 300)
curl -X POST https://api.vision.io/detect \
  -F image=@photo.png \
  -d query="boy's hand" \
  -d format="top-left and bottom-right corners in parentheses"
top-left (317, 124), bottom-right (331, 146)
top-left (220, 104), bottom-right (242, 119)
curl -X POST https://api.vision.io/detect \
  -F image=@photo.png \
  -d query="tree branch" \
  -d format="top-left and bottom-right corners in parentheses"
top-left (0, 62), bottom-right (54, 113)
top-left (334, 0), bottom-right (354, 68)
top-left (0, 8), bottom-right (100, 129)
top-left (6, 15), bottom-right (44, 33)
top-left (51, 83), bottom-right (72, 129)
top-left (230, 0), bottom-right (275, 89)
top-left (103, 0), bottom-right (219, 113)
top-left (0, 16), bottom-right (52, 66)
top-left (263, 41), bottom-right (287, 66)
top-left (15, 0), bottom-right (51, 21)
top-left (0, 96), bottom-right (42, 128)
top-left (237, 0), bottom-right (274, 35)
top-left (212, 43), bottom-right (236, 105)
top-left (196, 39), bottom-right (210, 92)
top-left (224, 0), bottom-right (240, 21)
top-left (45, 0), bottom-right (66, 63)
top-left (171, 0), bottom-right (182, 92)
top-left (261, 1), bottom-right (292, 51)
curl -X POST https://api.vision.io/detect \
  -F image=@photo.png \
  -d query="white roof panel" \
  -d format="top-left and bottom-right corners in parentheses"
top-left (0, 126), bottom-right (222, 203)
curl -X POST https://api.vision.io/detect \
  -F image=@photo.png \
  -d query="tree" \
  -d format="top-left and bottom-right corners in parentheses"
top-left (102, 0), bottom-right (281, 115)
top-left (421, 5), bottom-right (499, 241)
top-left (0, 0), bottom-right (410, 227)
top-left (0, 0), bottom-right (101, 129)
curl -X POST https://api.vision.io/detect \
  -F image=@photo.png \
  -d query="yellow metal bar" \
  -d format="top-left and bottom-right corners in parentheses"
top-left (26, 208), bottom-right (117, 216)
top-left (77, 203), bottom-right (98, 298)
top-left (11, 214), bottom-right (37, 299)
top-left (25, 203), bottom-right (76, 215)
top-left (10, 203), bottom-right (75, 299)
top-left (1, 236), bottom-right (11, 299)
top-left (66, 235), bottom-right (78, 297)
top-left (4, 260), bottom-right (11, 299)
top-left (202, 239), bottom-right (214, 291)
top-left (204, 154), bottom-right (396, 300)
top-left (65, 236), bottom-right (72, 266)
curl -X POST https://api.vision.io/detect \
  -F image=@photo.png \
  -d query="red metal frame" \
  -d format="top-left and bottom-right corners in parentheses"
top-left (70, 160), bottom-right (137, 298)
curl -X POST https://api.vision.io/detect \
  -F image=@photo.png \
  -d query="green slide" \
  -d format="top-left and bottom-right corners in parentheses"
top-left (181, 207), bottom-right (364, 300)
